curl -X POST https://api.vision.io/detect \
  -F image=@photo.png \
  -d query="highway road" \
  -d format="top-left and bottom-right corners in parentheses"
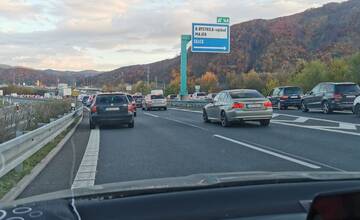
top-left (19, 107), bottom-right (360, 199)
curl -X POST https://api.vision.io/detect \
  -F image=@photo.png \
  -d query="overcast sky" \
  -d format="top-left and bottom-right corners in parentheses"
top-left (0, 0), bottom-right (347, 71)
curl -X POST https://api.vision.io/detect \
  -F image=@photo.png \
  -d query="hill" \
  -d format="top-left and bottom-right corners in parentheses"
top-left (0, 66), bottom-right (101, 86)
top-left (89, 0), bottom-right (360, 86)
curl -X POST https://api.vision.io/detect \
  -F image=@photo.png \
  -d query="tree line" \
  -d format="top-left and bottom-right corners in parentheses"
top-left (102, 53), bottom-right (360, 96)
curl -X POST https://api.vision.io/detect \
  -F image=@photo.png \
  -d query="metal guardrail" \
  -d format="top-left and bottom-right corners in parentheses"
top-left (168, 100), bottom-right (210, 110)
top-left (0, 107), bottom-right (83, 178)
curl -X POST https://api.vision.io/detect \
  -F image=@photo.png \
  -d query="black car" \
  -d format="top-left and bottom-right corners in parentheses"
top-left (268, 86), bottom-right (303, 109)
top-left (133, 95), bottom-right (144, 108)
top-left (301, 82), bottom-right (360, 114)
top-left (89, 93), bottom-right (135, 129)
top-left (82, 95), bottom-right (89, 105)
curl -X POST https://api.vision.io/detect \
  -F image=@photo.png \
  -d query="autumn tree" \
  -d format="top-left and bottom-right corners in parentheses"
top-left (241, 70), bottom-right (265, 91)
top-left (225, 71), bottom-right (242, 89)
top-left (200, 71), bottom-right (219, 92)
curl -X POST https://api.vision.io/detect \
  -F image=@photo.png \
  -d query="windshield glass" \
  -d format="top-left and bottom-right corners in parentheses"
top-left (96, 95), bottom-right (128, 105)
top-left (335, 84), bottom-right (360, 93)
top-left (2, 0), bottom-right (360, 213)
top-left (230, 91), bottom-right (264, 98)
top-left (284, 87), bottom-right (303, 95)
top-left (151, 95), bottom-right (165, 99)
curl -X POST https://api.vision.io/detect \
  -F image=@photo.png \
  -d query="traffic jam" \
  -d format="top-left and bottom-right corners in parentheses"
top-left (78, 81), bottom-right (360, 129)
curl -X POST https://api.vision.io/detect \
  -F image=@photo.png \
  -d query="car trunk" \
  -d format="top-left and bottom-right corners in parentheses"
top-left (335, 85), bottom-right (360, 104)
top-left (232, 98), bottom-right (267, 111)
top-left (96, 95), bottom-right (129, 116)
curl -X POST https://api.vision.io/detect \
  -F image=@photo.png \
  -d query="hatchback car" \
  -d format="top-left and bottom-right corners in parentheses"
top-left (89, 93), bottom-right (135, 129)
top-left (268, 86), bottom-right (303, 109)
top-left (126, 94), bottom-right (137, 117)
top-left (301, 82), bottom-right (360, 114)
top-left (203, 89), bottom-right (273, 127)
top-left (142, 94), bottom-right (167, 111)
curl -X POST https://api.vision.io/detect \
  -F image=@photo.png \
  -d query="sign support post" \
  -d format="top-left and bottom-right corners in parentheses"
top-left (180, 34), bottom-right (191, 99)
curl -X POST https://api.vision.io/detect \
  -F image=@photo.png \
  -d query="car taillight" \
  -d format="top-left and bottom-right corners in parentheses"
top-left (280, 96), bottom-right (289, 100)
top-left (91, 105), bottom-right (97, 113)
top-left (128, 104), bottom-right (134, 112)
top-left (232, 102), bottom-right (245, 109)
top-left (333, 93), bottom-right (342, 101)
top-left (264, 101), bottom-right (272, 108)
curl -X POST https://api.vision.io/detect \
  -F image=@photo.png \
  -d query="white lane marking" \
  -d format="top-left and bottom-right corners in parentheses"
top-left (272, 121), bottom-right (360, 137)
top-left (214, 134), bottom-right (321, 169)
top-left (72, 128), bottom-right (100, 189)
top-left (274, 113), bottom-right (360, 126)
top-left (143, 112), bottom-right (160, 118)
top-left (293, 117), bottom-right (308, 123)
top-left (168, 108), bottom-right (202, 114)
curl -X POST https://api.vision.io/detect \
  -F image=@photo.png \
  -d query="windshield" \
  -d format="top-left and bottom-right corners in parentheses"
top-left (1, 0), bottom-right (360, 213)
top-left (283, 87), bottom-right (303, 95)
top-left (151, 95), bottom-right (165, 99)
top-left (335, 84), bottom-right (360, 93)
top-left (230, 91), bottom-right (264, 98)
top-left (96, 95), bottom-right (128, 105)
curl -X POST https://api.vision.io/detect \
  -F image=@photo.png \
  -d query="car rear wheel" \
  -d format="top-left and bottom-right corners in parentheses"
top-left (355, 104), bottom-right (360, 117)
top-left (260, 119), bottom-right (270, 126)
top-left (220, 111), bottom-right (231, 127)
top-left (134, 112), bottom-right (137, 117)
top-left (322, 101), bottom-right (332, 114)
top-left (163, 107), bottom-right (167, 111)
top-left (203, 110), bottom-right (210, 123)
top-left (128, 121), bottom-right (134, 128)
top-left (301, 101), bottom-right (309, 112)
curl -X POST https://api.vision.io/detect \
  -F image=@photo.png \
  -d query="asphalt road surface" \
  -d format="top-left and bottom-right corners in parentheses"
top-left (19, 107), bottom-right (360, 198)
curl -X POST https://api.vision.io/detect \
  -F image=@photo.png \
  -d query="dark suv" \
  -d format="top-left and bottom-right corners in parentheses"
top-left (301, 82), bottom-right (360, 114)
top-left (89, 93), bottom-right (135, 129)
top-left (268, 86), bottom-right (303, 110)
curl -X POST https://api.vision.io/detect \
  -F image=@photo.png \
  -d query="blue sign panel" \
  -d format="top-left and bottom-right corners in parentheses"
top-left (192, 23), bottom-right (230, 53)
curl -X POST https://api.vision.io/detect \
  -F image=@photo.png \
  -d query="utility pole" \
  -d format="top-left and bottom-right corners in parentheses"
top-left (146, 66), bottom-right (150, 87)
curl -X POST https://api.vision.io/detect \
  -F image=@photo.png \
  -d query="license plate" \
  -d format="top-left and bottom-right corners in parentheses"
top-left (290, 95), bottom-right (298, 98)
top-left (247, 104), bottom-right (262, 108)
top-left (346, 95), bottom-right (356, 98)
top-left (106, 107), bottom-right (119, 111)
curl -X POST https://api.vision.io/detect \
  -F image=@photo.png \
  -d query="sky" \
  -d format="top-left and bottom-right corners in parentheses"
top-left (0, 0), bottom-right (347, 71)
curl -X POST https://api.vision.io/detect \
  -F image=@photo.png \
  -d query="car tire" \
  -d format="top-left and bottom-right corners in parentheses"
top-left (203, 109), bottom-right (210, 123)
top-left (164, 107), bottom-right (167, 111)
top-left (128, 121), bottom-right (134, 128)
top-left (260, 119), bottom-right (270, 126)
top-left (134, 112), bottom-right (137, 117)
top-left (301, 101), bottom-right (309, 112)
top-left (90, 121), bottom-right (96, 129)
top-left (355, 104), bottom-right (360, 117)
top-left (322, 101), bottom-right (332, 114)
top-left (220, 111), bottom-right (231, 127)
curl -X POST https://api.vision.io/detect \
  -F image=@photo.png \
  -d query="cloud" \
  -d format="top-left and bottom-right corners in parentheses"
top-left (0, 0), bottom-right (348, 71)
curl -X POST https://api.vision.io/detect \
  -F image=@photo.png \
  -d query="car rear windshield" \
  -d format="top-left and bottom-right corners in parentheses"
top-left (284, 87), bottom-right (303, 95)
top-left (127, 95), bottom-right (134, 102)
top-left (335, 84), bottom-right (360, 93)
top-left (230, 91), bottom-right (264, 98)
top-left (197, 92), bottom-right (206, 96)
top-left (151, 95), bottom-right (165, 99)
top-left (96, 95), bottom-right (128, 105)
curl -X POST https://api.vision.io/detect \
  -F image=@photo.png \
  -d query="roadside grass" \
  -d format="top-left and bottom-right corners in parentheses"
top-left (0, 117), bottom-right (80, 199)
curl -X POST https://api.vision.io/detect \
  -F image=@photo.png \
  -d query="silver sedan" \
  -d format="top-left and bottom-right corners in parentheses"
top-left (203, 89), bottom-right (273, 127)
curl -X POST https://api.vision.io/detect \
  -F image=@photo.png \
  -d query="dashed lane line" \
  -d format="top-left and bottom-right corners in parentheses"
top-left (143, 112), bottom-right (160, 118)
top-left (214, 134), bottom-right (322, 169)
top-left (71, 128), bottom-right (100, 189)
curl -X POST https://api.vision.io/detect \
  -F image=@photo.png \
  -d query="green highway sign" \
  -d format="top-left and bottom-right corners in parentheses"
top-left (217, 17), bottom-right (230, 24)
